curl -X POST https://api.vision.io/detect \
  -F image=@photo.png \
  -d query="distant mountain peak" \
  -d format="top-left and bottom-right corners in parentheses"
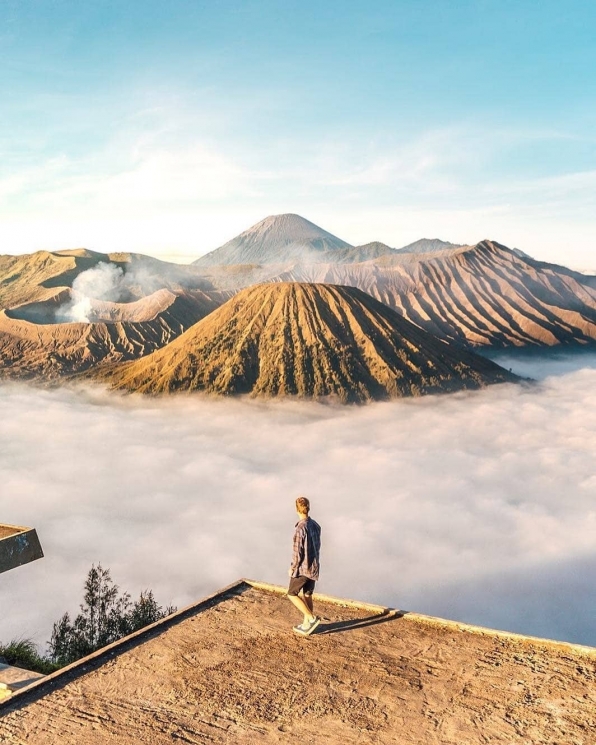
top-left (193, 214), bottom-right (352, 266)
top-left (396, 238), bottom-right (464, 254)
top-left (233, 213), bottom-right (350, 246)
top-left (248, 212), bottom-right (328, 233)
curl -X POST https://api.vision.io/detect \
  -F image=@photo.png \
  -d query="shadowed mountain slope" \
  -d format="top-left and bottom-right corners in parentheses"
top-left (267, 241), bottom-right (596, 348)
top-left (0, 251), bottom-right (102, 309)
top-left (193, 214), bottom-right (353, 266)
top-left (95, 282), bottom-right (517, 402)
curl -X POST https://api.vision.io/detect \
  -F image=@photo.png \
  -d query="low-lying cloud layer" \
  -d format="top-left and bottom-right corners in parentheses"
top-left (1, 351), bottom-right (596, 650)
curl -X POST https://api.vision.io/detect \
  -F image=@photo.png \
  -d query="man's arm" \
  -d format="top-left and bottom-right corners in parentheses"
top-left (289, 525), bottom-right (304, 577)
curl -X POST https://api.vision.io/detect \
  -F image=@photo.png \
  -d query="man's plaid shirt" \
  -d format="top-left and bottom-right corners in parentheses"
top-left (290, 516), bottom-right (321, 580)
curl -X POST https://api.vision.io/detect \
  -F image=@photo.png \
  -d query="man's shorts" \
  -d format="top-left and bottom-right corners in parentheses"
top-left (287, 576), bottom-right (316, 597)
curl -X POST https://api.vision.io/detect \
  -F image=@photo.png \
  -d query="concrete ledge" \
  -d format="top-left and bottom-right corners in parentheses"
top-left (244, 578), bottom-right (596, 658)
top-left (0, 524), bottom-right (43, 575)
top-left (402, 610), bottom-right (596, 658)
top-left (244, 578), bottom-right (399, 613)
top-left (0, 663), bottom-right (44, 697)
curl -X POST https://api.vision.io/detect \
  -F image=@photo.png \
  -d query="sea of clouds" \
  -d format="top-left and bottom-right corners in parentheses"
top-left (1, 351), bottom-right (596, 650)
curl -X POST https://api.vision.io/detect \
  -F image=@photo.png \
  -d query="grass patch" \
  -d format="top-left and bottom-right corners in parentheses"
top-left (0, 639), bottom-right (59, 675)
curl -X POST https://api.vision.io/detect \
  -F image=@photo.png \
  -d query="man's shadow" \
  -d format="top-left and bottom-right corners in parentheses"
top-left (315, 609), bottom-right (406, 635)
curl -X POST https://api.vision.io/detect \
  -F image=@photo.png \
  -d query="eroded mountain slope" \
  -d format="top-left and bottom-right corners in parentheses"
top-left (268, 241), bottom-right (596, 347)
top-left (95, 282), bottom-right (517, 401)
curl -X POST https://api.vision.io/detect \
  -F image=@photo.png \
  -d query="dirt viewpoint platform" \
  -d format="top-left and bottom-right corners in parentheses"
top-left (1, 581), bottom-right (595, 744)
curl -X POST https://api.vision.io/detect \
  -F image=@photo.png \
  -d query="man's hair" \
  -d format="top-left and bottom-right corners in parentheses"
top-left (296, 496), bottom-right (310, 516)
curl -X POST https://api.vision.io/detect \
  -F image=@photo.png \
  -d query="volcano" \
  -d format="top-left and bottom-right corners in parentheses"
top-left (95, 282), bottom-right (517, 401)
top-left (193, 214), bottom-right (353, 266)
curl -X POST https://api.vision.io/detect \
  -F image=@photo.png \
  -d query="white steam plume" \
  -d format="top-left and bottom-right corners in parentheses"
top-left (54, 258), bottom-right (205, 323)
top-left (56, 263), bottom-right (125, 323)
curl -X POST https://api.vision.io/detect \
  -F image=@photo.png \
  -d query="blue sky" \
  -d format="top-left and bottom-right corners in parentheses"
top-left (1, 1), bottom-right (595, 265)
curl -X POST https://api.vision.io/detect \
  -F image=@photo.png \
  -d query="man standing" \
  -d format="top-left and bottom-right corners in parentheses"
top-left (287, 496), bottom-right (321, 636)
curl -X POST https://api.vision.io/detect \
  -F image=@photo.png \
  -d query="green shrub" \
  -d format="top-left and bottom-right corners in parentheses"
top-left (0, 639), bottom-right (58, 675)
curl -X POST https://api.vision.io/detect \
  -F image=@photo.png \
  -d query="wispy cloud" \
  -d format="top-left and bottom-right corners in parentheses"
top-left (289, 125), bottom-right (580, 192)
top-left (1, 116), bottom-right (595, 262)
top-left (0, 144), bottom-right (258, 214)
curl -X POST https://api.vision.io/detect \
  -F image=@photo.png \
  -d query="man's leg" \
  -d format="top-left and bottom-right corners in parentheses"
top-left (287, 593), bottom-right (315, 625)
top-left (303, 593), bottom-right (314, 615)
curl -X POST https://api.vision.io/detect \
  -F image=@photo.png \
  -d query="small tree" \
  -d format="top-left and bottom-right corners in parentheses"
top-left (127, 590), bottom-right (176, 634)
top-left (48, 564), bottom-right (174, 666)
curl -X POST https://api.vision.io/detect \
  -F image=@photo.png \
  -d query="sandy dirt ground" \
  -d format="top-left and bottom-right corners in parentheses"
top-left (0, 583), bottom-right (595, 744)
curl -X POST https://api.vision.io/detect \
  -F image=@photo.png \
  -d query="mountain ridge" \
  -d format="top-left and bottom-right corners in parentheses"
top-left (2, 217), bottom-right (596, 363)
top-left (262, 240), bottom-right (596, 348)
top-left (396, 238), bottom-right (464, 254)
